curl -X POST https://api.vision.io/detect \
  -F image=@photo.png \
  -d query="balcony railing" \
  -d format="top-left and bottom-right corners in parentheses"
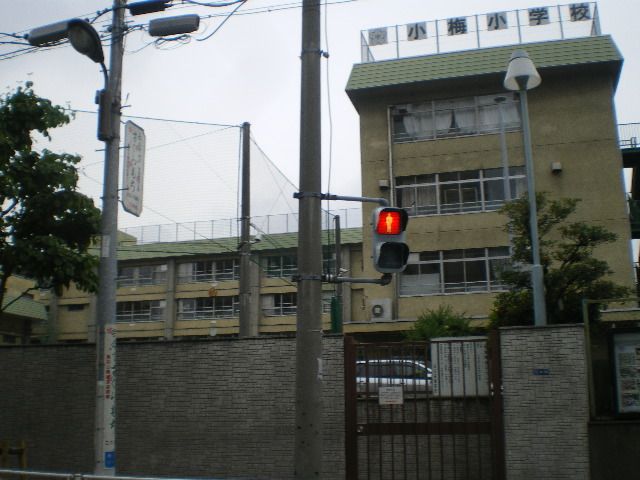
top-left (619, 123), bottom-right (640, 150)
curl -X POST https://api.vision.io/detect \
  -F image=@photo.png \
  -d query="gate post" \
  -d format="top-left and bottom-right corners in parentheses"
top-left (488, 330), bottom-right (506, 480)
top-left (344, 336), bottom-right (358, 479)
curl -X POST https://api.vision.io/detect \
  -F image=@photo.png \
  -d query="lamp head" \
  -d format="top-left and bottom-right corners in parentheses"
top-left (504, 49), bottom-right (541, 91)
top-left (67, 19), bottom-right (104, 64)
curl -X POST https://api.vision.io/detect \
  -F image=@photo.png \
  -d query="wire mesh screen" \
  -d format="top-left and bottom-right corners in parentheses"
top-left (34, 110), bottom-right (362, 244)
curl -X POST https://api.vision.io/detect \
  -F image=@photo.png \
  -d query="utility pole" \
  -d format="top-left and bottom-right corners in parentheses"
top-left (239, 122), bottom-right (257, 337)
top-left (295, 0), bottom-right (323, 477)
top-left (94, 0), bottom-right (125, 474)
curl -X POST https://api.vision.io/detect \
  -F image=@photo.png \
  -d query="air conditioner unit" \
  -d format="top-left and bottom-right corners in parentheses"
top-left (370, 298), bottom-right (392, 322)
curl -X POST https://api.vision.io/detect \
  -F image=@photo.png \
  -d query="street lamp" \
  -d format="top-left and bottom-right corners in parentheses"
top-left (504, 49), bottom-right (547, 326)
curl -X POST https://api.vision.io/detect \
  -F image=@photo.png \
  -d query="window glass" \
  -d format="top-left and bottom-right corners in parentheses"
top-left (443, 250), bottom-right (464, 260)
top-left (400, 247), bottom-right (510, 296)
top-left (419, 251), bottom-right (439, 261)
top-left (393, 93), bottom-right (520, 142)
top-left (395, 166), bottom-right (526, 217)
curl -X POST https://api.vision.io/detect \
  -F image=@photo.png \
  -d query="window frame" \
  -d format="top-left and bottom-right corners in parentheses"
top-left (399, 247), bottom-right (511, 296)
top-left (176, 296), bottom-right (240, 320)
top-left (396, 167), bottom-right (526, 217)
top-left (116, 300), bottom-right (166, 323)
top-left (117, 264), bottom-right (168, 288)
top-left (392, 92), bottom-right (521, 143)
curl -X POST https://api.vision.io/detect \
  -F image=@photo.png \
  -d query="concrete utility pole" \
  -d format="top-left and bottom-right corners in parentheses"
top-left (94, 0), bottom-right (125, 474)
top-left (295, 0), bottom-right (323, 477)
top-left (239, 122), bottom-right (258, 337)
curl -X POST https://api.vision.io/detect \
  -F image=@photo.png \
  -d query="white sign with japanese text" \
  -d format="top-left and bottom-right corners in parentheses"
top-left (122, 121), bottom-right (146, 217)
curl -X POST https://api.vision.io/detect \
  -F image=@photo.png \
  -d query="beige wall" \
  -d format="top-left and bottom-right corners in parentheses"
top-left (351, 66), bottom-right (633, 333)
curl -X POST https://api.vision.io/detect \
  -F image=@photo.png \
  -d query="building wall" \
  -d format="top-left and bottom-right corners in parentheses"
top-left (353, 66), bottom-right (633, 331)
top-left (0, 335), bottom-right (345, 479)
top-left (48, 245), bottom-right (356, 341)
top-left (500, 324), bottom-right (590, 480)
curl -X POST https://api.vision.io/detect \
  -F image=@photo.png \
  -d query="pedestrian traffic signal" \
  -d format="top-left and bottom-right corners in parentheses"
top-left (372, 207), bottom-right (410, 273)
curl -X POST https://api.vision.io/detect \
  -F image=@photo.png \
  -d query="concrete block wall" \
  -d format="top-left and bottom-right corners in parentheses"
top-left (500, 324), bottom-right (590, 480)
top-left (0, 335), bottom-right (345, 479)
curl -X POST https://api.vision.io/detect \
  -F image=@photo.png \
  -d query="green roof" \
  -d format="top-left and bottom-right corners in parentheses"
top-left (346, 35), bottom-right (622, 98)
top-left (102, 227), bottom-right (363, 262)
top-left (2, 295), bottom-right (47, 320)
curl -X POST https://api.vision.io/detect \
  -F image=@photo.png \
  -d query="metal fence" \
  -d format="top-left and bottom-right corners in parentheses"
top-left (121, 207), bottom-right (362, 244)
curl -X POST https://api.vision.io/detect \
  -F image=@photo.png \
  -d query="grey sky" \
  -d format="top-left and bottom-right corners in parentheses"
top-left (0, 0), bottom-right (637, 230)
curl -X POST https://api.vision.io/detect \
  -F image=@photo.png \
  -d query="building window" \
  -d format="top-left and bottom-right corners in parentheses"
top-left (392, 93), bottom-right (520, 143)
top-left (263, 255), bottom-right (297, 278)
top-left (66, 304), bottom-right (86, 312)
top-left (396, 166), bottom-right (526, 216)
top-left (177, 259), bottom-right (239, 283)
top-left (116, 300), bottom-right (165, 322)
top-left (400, 247), bottom-right (510, 296)
top-left (262, 292), bottom-right (297, 316)
top-left (117, 264), bottom-right (167, 287)
top-left (176, 296), bottom-right (239, 320)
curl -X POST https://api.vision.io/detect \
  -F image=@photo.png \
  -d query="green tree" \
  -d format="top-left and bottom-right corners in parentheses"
top-left (0, 83), bottom-right (101, 311)
top-left (490, 193), bottom-right (630, 327)
top-left (405, 305), bottom-right (474, 341)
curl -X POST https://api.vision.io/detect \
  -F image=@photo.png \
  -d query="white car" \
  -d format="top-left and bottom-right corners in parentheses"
top-left (355, 358), bottom-right (432, 394)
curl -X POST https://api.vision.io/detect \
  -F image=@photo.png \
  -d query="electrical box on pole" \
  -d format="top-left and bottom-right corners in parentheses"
top-left (372, 207), bottom-right (410, 273)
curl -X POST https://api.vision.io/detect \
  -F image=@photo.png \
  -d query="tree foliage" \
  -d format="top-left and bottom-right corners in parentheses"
top-left (490, 193), bottom-right (630, 327)
top-left (0, 83), bottom-right (101, 310)
top-left (405, 305), bottom-right (475, 341)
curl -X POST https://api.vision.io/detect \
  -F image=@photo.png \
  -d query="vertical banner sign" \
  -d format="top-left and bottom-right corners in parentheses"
top-left (122, 121), bottom-right (145, 216)
top-left (103, 326), bottom-right (117, 469)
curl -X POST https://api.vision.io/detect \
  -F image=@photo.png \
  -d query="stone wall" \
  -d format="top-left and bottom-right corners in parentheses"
top-left (0, 335), bottom-right (345, 479)
top-left (500, 324), bottom-right (589, 480)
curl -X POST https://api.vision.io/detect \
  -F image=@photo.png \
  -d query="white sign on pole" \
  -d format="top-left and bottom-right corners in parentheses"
top-left (122, 121), bottom-right (145, 216)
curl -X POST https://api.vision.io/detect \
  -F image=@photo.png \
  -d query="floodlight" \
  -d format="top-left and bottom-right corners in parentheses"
top-left (67, 19), bottom-right (104, 64)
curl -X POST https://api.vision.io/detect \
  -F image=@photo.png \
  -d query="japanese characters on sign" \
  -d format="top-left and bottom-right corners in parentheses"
top-left (570, 3), bottom-right (591, 22)
top-left (447, 17), bottom-right (467, 36)
top-left (368, 27), bottom-right (387, 46)
top-left (528, 7), bottom-right (550, 26)
top-left (487, 11), bottom-right (508, 31)
top-left (407, 22), bottom-right (427, 41)
top-left (613, 332), bottom-right (640, 414)
top-left (431, 337), bottom-right (489, 398)
top-left (122, 120), bottom-right (146, 217)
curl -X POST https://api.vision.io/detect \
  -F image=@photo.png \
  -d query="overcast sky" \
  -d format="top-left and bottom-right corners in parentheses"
top-left (0, 0), bottom-right (638, 231)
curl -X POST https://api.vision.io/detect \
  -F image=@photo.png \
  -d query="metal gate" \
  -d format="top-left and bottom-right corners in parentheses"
top-left (344, 333), bottom-right (504, 480)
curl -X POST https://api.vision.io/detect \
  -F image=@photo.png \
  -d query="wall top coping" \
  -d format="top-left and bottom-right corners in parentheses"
top-left (499, 323), bottom-right (585, 332)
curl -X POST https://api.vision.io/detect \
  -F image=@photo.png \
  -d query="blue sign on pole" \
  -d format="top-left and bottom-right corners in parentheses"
top-left (105, 451), bottom-right (116, 469)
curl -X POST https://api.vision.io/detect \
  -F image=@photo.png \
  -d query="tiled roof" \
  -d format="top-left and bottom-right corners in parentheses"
top-left (2, 295), bottom-right (47, 320)
top-left (346, 35), bottom-right (622, 97)
top-left (104, 227), bottom-right (364, 262)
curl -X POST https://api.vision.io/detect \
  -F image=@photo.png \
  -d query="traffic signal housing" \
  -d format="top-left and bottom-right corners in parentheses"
top-left (372, 207), bottom-right (410, 273)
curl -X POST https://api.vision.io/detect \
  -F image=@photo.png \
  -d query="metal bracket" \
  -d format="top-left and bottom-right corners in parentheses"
top-left (294, 192), bottom-right (389, 206)
top-left (292, 274), bottom-right (325, 282)
top-left (293, 191), bottom-right (324, 200)
top-left (324, 273), bottom-right (392, 286)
